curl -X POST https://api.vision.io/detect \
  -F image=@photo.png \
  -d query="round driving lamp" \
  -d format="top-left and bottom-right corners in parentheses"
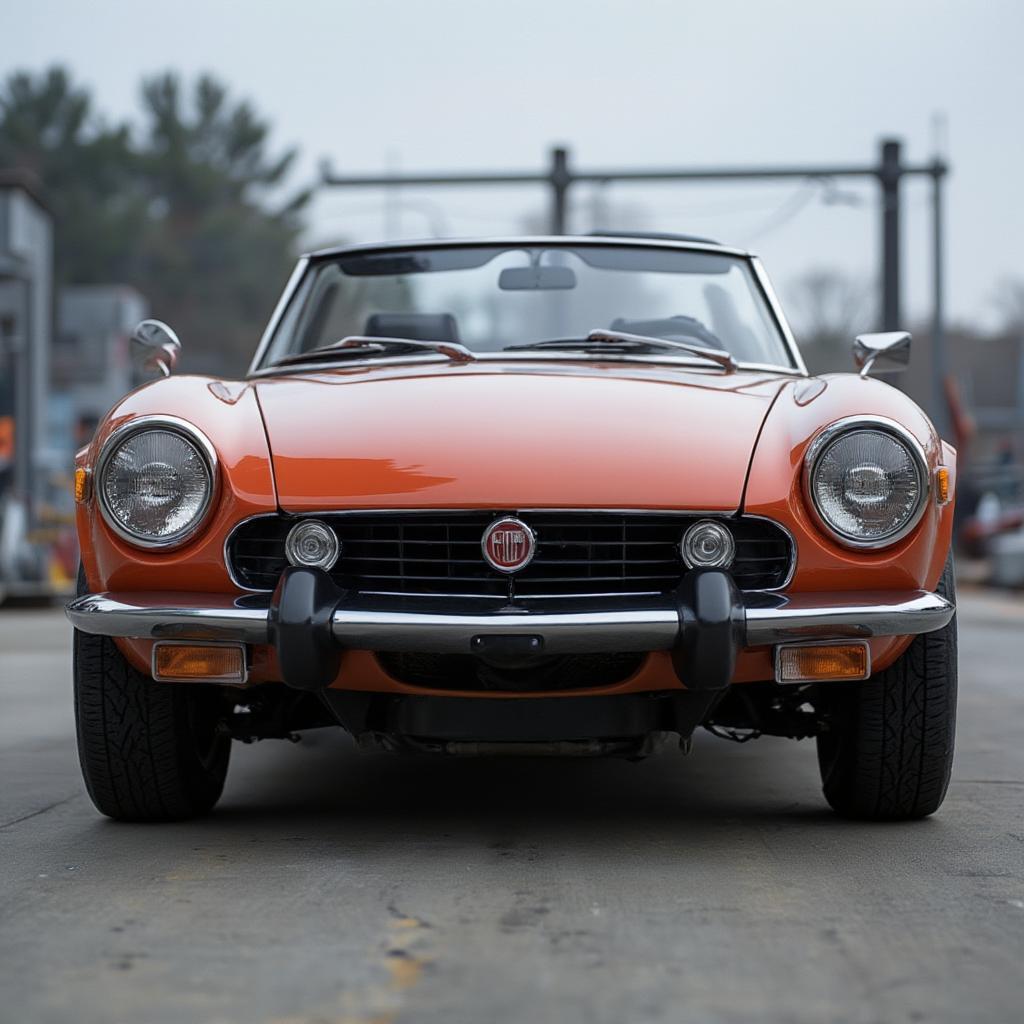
top-left (681, 519), bottom-right (736, 569)
top-left (97, 419), bottom-right (215, 548)
top-left (805, 419), bottom-right (927, 548)
top-left (284, 519), bottom-right (341, 570)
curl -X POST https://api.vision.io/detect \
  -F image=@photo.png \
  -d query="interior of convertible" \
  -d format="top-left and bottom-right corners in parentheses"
top-left (260, 243), bottom-right (794, 367)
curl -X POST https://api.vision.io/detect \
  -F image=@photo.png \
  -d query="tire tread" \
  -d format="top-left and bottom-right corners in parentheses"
top-left (818, 556), bottom-right (957, 820)
top-left (74, 627), bottom-right (229, 822)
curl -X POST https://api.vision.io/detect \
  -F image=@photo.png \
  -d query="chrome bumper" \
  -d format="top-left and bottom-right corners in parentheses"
top-left (66, 586), bottom-right (954, 651)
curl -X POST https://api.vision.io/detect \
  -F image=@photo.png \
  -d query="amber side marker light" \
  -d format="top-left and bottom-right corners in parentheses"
top-left (152, 642), bottom-right (247, 685)
top-left (775, 641), bottom-right (870, 684)
top-left (935, 466), bottom-right (951, 505)
top-left (74, 467), bottom-right (91, 503)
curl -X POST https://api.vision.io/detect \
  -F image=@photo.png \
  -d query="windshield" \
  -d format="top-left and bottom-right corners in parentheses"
top-left (259, 243), bottom-right (794, 369)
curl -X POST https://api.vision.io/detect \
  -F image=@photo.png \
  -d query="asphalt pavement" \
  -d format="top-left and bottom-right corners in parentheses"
top-left (1, 591), bottom-right (1022, 1024)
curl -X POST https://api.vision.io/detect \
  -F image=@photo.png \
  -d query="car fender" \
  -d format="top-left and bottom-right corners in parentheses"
top-left (77, 375), bottom-right (277, 597)
top-left (742, 373), bottom-right (956, 673)
top-left (744, 373), bottom-right (955, 592)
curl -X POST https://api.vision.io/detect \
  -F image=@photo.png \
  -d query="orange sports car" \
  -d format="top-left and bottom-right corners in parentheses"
top-left (67, 235), bottom-right (956, 822)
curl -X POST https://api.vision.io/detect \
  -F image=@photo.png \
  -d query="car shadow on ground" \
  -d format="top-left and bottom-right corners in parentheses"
top-left (228, 731), bottom-right (820, 819)
top-left (82, 728), bottom-right (947, 849)
top-left (49, 726), bottom-right (961, 913)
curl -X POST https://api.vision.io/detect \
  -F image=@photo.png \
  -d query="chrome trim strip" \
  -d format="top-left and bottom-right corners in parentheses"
top-left (247, 350), bottom-right (806, 379)
top-left (345, 588), bottom-right (668, 601)
top-left (224, 511), bottom-right (282, 592)
top-left (801, 415), bottom-right (931, 550)
top-left (733, 360), bottom-right (806, 378)
top-left (749, 256), bottom-right (808, 376)
top-left (248, 256), bottom-right (310, 375)
top-left (739, 513), bottom-right (797, 592)
top-left (266, 507), bottom-right (744, 515)
top-left (67, 592), bottom-right (272, 643)
top-left (67, 588), bottom-right (954, 652)
top-left (94, 415), bottom-right (219, 551)
top-left (745, 590), bottom-right (953, 646)
top-left (306, 234), bottom-right (752, 261)
top-left (330, 606), bottom-right (681, 655)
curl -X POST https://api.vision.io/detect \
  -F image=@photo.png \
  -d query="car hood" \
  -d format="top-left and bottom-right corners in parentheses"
top-left (253, 363), bottom-right (790, 512)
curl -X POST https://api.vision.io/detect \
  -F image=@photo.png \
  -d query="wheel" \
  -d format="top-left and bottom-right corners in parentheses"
top-left (74, 629), bottom-right (232, 821)
top-left (73, 571), bottom-right (231, 821)
top-left (816, 555), bottom-right (957, 821)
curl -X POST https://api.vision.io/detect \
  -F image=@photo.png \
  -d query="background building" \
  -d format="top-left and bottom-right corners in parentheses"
top-left (0, 173), bottom-right (148, 599)
top-left (0, 171), bottom-right (55, 594)
top-left (55, 284), bottom-right (147, 444)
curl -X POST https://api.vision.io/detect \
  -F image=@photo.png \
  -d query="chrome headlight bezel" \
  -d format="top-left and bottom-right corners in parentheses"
top-left (95, 415), bottom-right (218, 550)
top-left (802, 416), bottom-right (930, 550)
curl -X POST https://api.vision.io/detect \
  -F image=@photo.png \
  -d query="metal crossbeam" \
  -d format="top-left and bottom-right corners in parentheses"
top-left (323, 141), bottom-right (950, 430)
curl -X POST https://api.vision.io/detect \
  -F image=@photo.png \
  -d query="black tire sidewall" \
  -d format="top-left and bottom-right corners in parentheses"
top-left (816, 555), bottom-right (958, 820)
top-left (73, 564), bottom-right (231, 821)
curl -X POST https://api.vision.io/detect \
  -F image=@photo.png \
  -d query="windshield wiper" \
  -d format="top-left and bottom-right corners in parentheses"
top-left (506, 329), bottom-right (737, 372)
top-left (588, 329), bottom-right (737, 370)
top-left (272, 335), bottom-right (477, 367)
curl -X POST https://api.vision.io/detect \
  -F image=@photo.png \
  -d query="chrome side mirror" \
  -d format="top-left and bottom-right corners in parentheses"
top-left (131, 319), bottom-right (181, 377)
top-left (853, 331), bottom-right (910, 378)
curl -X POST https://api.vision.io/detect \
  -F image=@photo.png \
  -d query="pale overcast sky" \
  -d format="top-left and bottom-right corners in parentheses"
top-left (4, 0), bottom-right (1020, 333)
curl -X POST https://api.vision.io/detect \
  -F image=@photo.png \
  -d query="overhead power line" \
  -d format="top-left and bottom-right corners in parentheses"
top-left (322, 141), bottom-right (951, 432)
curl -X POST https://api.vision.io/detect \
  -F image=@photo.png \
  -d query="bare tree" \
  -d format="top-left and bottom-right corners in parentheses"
top-left (991, 277), bottom-right (1024, 333)
top-left (785, 269), bottom-right (874, 374)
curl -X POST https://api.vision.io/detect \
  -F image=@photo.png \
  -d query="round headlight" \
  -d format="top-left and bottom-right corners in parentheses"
top-left (285, 519), bottom-right (340, 570)
top-left (681, 519), bottom-right (736, 569)
top-left (98, 420), bottom-right (215, 547)
top-left (805, 421), bottom-right (927, 548)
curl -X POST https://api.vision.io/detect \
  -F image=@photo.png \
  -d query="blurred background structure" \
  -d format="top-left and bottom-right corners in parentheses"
top-left (1, 0), bottom-right (1023, 596)
top-left (0, 172), bottom-right (66, 597)
top-left (0, 65), bottom-right (308, 596)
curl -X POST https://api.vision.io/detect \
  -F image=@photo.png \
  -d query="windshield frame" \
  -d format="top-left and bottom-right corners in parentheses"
top-left (248, 237), bottom-right (808, 378)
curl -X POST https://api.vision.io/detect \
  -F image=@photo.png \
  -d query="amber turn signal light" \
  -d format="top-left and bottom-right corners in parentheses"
top-left (74, 467), bottom-right (91, 503)
top-left (775, 641), bottom-right (870, 684)
top-left (152, 642), bottom-right (247, 684)
top-left (935, 466), bottom-right (951, 505)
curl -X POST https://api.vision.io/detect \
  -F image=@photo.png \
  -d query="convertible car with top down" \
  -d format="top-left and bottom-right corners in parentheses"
top-left (67, 234), bottom-right (957, 822)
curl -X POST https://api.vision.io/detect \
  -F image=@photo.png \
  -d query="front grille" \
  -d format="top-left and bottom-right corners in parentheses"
top-left (228, 512), bottom-right (793, 598)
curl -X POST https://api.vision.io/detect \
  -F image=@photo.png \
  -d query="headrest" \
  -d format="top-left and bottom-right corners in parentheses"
top-left (364, 313), bottom-right (460, 343)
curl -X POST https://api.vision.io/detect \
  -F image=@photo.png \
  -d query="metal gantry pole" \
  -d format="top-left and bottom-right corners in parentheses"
top-left (549, 147), bottom-right (570, 234)
top-left (931, 160), bottom-right (949, 436)
top-left (321, 141), bottom-right (950, 419)
top-left (879, 139), bottom-right (903, 331)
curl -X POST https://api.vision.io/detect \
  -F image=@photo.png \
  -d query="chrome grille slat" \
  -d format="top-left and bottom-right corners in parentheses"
top-left (228, 512), bottom-right (793, 596)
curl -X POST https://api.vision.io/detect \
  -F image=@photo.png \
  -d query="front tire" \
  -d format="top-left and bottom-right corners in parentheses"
top-left (74, 629), bottom-right (231, 822)
top-left (816, 556), bottom-right (957, 820)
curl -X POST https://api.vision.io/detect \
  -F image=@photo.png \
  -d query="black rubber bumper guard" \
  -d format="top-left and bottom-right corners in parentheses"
top-left (268, 565), bottom-right (744, 694)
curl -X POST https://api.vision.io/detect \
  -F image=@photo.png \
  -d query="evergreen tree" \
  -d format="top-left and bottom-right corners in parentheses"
top-left (0, 66), bottom-right (310, 375)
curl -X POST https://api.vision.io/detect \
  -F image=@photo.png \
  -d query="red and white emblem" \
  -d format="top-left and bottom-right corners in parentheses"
top-left (481, 516), bottom-right (536, 573)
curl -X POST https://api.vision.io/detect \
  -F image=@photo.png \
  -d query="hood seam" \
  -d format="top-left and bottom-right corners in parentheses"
top-left (252, 385), bottom-right (283, 512)
top-left (737, 379), bottom-right (793, 515)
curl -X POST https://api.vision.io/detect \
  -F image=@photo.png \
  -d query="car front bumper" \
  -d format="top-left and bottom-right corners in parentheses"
top-left (66, 567), bottom-right (955, 691)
